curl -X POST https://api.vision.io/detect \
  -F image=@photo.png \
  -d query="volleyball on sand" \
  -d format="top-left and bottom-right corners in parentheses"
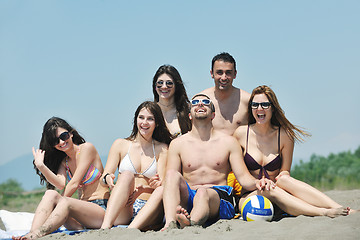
top-left (241, 195), bottom-right (274, 221)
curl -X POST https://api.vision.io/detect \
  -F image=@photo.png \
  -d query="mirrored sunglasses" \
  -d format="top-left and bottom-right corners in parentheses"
top-left (251, 102), bottom-right (271, 109)
top-left (191, 99), bottom-right (211, 106)
top-left (156, 80), bottom-right (174, 88)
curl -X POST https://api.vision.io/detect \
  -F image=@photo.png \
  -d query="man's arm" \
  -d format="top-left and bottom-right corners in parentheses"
top-left (165, 139), bottom-right (182, 174)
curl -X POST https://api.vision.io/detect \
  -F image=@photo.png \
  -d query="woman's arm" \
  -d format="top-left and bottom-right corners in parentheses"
top-left (33, 147), bottom-right (66, 189)
top-left (63, 142), bottom-right (97, 197)
top-left (276, 129), bottom-right (294, 179)
top-left (101, 139), bottom-right (126, 190)
top-left (148, 143), bottom-right (168, 189)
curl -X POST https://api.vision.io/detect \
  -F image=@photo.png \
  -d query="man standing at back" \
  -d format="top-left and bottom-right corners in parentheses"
top-left (201, 52), bottom-right (250, 136)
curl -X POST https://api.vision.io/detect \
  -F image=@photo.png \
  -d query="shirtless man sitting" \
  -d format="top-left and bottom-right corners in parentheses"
top-left (162, 94), bottom-right (271, 229)
top-left (201, 52), bottom-right (250, 136)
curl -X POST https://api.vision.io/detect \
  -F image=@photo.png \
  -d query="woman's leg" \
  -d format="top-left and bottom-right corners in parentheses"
top-left (276, 175), bottom-right (343, 208)
top-left (128, 186), bottom-right (164, 230)
top-left (262, 185), bottom-right (349, 218)
top-left (20, 197), bottom-right (107, 240)
top-left (101, 171), bottom-right (134, 229)
top-left (29, 190), bottom-right (63, 231)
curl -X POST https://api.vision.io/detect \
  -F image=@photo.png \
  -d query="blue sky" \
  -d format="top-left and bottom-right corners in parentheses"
top-left (1, 0), bottom-right (359, 168)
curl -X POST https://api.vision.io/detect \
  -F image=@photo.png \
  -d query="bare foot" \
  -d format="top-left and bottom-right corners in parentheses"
top-left (325, 207), bottom-right (350, 218)
top-left (176, 205), bottom-right (191, 229)
top-left (349, 207), bottom-right (360, 214)
top-left (160, 221), bottom-right (178, 231)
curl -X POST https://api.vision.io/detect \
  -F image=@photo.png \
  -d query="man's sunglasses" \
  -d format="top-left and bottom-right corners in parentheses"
top-left (251, 102), bottom-right (271, 109)
top-left (156, 80), bottom-right (174, 88)
top-left (191, 99), bottom-right (211, 106)
top-left (55, 131), bottom-right (70, 145)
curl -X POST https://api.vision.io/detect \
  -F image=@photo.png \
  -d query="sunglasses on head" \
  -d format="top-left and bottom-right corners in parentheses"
top-left (55, 131), bottom-right (70, 145)
top-left (191, 99), bottom-right (211, 106)
top-left (156, 80), bottom-right (174, 88)
top-left (251, 102), bottom-right (271, 109)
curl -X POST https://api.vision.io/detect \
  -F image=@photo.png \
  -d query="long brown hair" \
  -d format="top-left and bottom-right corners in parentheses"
top-left (152, 65), bottom-right (191, 134)
top-left (126, 101), bottom-right (172, 145)
top-left (248, 85), bottom-right (311, 143)
top-left (36, 117), bottom-right (85, 189)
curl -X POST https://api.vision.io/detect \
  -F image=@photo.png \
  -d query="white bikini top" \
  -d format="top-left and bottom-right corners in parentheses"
top-left (118, 141), bottom-right (157, 178)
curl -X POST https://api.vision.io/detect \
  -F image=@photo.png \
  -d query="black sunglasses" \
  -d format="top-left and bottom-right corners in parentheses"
top-left (156, 80), bottom-right (174, 88)
top-left (54, 131), bottom-right (70, 145)
top-left (251, 102), bottom-right (271, 109)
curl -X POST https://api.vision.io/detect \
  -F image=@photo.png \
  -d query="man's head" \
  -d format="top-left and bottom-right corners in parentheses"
top-left (211, 52), bottom-right (236, 72)
top-left (189, 94), bottom-right (215, 120)
top-left (210, 52), bottom-right (237, 91)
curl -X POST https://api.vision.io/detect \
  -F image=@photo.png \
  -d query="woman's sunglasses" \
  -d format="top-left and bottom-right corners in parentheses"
top-left (156, 80), bottom-right (174, 88)
top-left (55, 131), bottom-right (70, 145)
top-left (191, 99), bottom-right (211, 106)
top-left (251, 102), bottom-right (271, 109)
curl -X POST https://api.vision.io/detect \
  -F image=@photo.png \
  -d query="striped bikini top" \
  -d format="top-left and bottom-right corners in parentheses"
top-left (65, 152), bottom-right (102, 186)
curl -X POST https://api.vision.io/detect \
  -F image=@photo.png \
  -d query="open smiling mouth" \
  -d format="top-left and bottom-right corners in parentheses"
top-left (257, 114), bottom-right (266, 120)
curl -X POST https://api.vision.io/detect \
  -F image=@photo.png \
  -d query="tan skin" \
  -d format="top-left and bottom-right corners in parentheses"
top-left (100, 108), bottom-right (168, 228)
top-left (13, 128), bottom-right (109, 240)
top-left (233, 93), bottom-right (350, 218)
top-left (201, 60), bottom-right (250, 136)
top-left (162, 96), bottom-right (270, 229)
top-left (156, 73), bottom-right (181, 136)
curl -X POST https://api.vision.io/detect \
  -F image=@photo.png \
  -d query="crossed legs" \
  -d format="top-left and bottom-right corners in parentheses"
top-left (238, 175), bottom-right (349, 218)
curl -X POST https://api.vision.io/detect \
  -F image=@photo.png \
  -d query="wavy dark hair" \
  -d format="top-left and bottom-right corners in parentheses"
top-left (211, 52), bottom-right (236, 72)
top-left (152, 65), bottom-right (191, 134)
top-left (248, 85), bottom-right (311, 143)
top-left (34, 117), bottom-right (85, 189)
top-left (126, 101), bottom-right (172, 145)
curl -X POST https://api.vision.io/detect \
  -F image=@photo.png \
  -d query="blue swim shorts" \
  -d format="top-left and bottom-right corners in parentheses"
top-left (186, 182), bottom-right (235, 223)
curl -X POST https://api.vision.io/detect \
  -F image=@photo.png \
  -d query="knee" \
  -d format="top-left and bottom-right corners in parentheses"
top-left (276, 174), bottom-right (293, 187)
top-left (58, 197), bottom-right (71, 209)
top-left (43, 189), bottom-right (62, 202)
top-left (194, 187), bottom-right (210, 201)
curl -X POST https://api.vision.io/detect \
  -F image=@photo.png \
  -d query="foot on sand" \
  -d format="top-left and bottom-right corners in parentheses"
top-left (349, 207), bottom-right (360, 214)
top-left (160, 221), bottom-right (178, 231)
top-left (176, 205), bottom-right (191, 229)
top-left (12, 231), bottom-right (41, 240)
top-left (325, 207), bottom-right (350, 218)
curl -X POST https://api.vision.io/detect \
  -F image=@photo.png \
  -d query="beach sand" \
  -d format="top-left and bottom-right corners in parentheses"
top-left (39, 189), bottom-right (360, 240)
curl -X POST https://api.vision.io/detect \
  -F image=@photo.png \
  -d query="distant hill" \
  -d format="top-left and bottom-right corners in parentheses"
top-left (0, 155), bottom-right (108, 191)
top-left (0, 154), bottom-right (41, 191)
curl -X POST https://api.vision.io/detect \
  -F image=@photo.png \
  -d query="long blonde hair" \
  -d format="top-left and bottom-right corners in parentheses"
top-left (248, 85), bottom-right (311, 143)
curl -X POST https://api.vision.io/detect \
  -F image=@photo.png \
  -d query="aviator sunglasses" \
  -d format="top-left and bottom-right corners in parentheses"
top-left (156, 80), bottom-right (174, 88)
top-left (54, 131), bottom-right (70, 145)
top-left (191, 99), bottom-right (211, 106)
top-left (251, 102), bottom-right (271, 109)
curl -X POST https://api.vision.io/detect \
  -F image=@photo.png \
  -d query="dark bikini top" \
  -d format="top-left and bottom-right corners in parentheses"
top-left (244, 125), bottom-right (282, 179)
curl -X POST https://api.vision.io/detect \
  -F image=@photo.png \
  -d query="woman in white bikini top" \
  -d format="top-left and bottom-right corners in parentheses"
top-left (118, 141), bottom-right (157, 179)
top-left (100, 101), bottom-right (172, 229)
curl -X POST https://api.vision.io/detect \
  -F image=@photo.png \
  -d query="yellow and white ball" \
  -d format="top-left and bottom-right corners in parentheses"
top-left (241, 195), bottom-right (274, 221)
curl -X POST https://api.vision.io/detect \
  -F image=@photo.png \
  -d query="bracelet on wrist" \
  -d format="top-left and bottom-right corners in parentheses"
top-left (102, 173), bottom-right (110, 185)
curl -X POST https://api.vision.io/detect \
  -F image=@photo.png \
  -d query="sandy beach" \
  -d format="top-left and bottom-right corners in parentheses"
top-left (38, 189), bottom-right (360, 240)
